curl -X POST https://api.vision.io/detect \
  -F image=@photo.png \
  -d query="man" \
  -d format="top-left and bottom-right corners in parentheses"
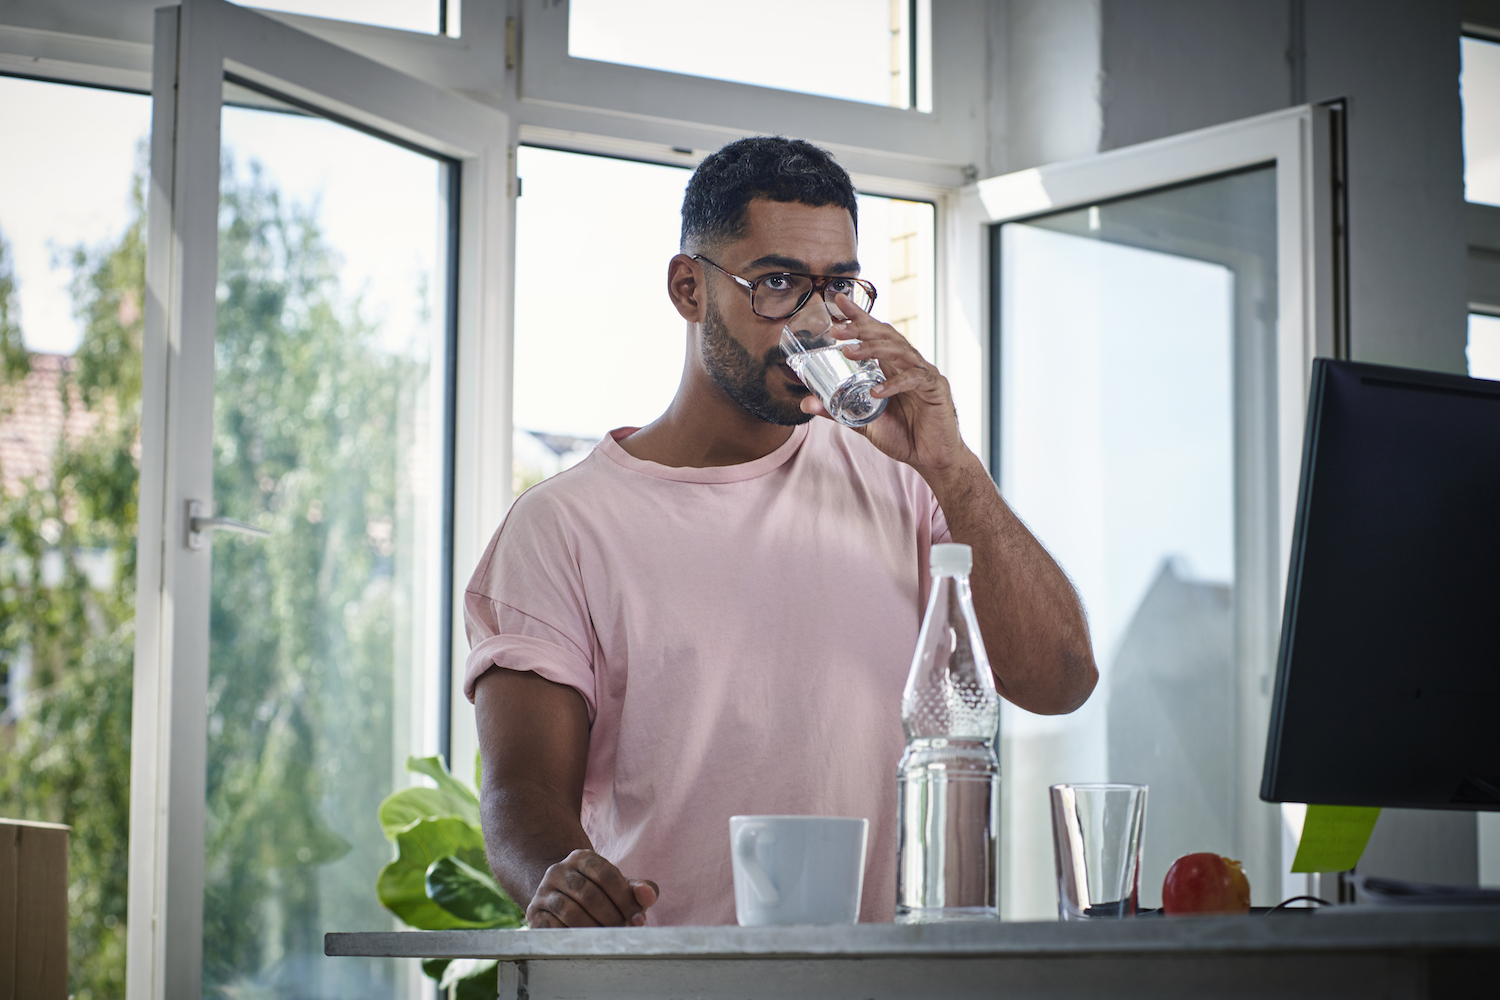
top-left (465, 137), bottom-right (1096, 928)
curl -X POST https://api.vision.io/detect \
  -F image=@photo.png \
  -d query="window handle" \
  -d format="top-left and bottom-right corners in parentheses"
top-left (186, 500), bottom-right (271, 550)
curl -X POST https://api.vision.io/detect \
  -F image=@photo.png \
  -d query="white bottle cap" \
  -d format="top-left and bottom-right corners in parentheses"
top-left (929, 542), bottom-right (972, 577)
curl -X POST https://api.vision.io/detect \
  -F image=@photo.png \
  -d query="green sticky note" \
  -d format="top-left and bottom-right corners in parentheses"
top-left (1290, 805), bottom-right (1382, 873)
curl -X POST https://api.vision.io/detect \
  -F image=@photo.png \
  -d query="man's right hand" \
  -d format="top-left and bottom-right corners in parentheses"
top-left (526, 848), bottom-right (659, 928)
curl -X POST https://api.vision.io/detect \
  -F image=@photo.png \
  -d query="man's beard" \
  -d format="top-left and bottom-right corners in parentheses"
top-left (700, 297), bottom-right (813, 427)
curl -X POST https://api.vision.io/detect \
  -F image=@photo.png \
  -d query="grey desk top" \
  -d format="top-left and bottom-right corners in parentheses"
top-left (326, 907), bottom-right (1500, 962)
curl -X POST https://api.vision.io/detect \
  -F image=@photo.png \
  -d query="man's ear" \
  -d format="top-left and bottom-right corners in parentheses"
top-left (667, 253), bottom-right (704, 322)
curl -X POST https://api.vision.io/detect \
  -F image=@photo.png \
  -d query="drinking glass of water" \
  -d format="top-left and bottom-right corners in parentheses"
top-left (780, 324), bottom-right (887, 427)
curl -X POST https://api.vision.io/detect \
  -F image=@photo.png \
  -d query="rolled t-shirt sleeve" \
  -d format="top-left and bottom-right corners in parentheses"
top-left (931, 494), bottom-right (951, 545)
top-left (462, 492), bottom-right (598, 721)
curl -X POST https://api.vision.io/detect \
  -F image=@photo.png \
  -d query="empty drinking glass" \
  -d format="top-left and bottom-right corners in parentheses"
top-left (1049, 783), bottom-right (1148, 920)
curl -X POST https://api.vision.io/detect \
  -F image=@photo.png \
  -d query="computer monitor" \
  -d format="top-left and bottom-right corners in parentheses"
top-left (1260, 358), bottom-right (1500, 811)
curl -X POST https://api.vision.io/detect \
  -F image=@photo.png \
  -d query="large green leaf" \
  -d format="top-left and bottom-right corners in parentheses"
top-left (377, 756), bottom-right (480, 841)
top-left (408, 755), bottom-right (481, 812)
top-left (426, 855), bottom-right (522, 927)
top-left (376, 817), bottom-right (494, 929)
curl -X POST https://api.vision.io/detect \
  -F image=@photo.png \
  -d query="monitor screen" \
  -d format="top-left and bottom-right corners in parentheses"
top-left (1261, 359), bottom-right (1500, 811)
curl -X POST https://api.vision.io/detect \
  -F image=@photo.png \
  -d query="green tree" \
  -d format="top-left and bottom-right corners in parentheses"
top-left (0, 180), bottom-right (144, 1000)
top-left (201, 156), bottom-right (425, 996)
top-left (3, 154), bottom-right (429, 998)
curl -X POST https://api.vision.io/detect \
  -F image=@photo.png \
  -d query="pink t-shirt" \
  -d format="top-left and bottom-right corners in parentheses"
top-left (463, 419), bottom-right (949, 925)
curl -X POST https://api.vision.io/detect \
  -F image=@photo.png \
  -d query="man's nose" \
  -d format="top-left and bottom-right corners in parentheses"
top-left (785, 291), bottom-right (834, 339)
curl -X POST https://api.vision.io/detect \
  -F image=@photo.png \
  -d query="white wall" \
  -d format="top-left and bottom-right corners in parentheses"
top-left (1095, 0), bottom-right (1469, 374)
top-left (1098, 0), bottom-right (1293, 150)
top-left (990, 0), bottom-right (1103, 175)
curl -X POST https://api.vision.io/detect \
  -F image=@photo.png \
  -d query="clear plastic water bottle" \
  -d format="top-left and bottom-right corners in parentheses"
top-left (896, 543), bottom-right (1002, 923)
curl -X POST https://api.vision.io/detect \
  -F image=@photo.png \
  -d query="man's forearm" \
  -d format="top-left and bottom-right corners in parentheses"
top-left (481, 781), bottom-right (594, 910)
top-left (924, 452), bottom-right (1098, 715)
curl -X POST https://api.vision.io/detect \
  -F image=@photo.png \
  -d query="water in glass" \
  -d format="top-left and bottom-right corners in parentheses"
top-left (786, 343), bottom-right (887, 427)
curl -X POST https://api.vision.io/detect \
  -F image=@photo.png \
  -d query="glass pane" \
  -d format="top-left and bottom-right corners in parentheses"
top-left (0, 76), bottom-right (149, 1000)
top-left (204, 101), bottom-right (450, 997)
top-left (511, 146), bottom-right (936, 490)
top-left (1463, 36), bottom-right (1500, 206)
top-left (569, 0), bottom-right (928, 110)
top-left (996, 167), bottom-right (1279, 917)
top-left (233, 0), bottom-right (448, 35)
top-left (1471, 313), bottom-right (1500, 379)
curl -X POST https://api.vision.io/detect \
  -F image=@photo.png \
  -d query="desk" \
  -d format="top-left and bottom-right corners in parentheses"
top-left (327, 907), bottom-right (1499, 999)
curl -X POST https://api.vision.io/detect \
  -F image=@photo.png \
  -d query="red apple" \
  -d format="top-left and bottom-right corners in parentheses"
top-left (1161, 853), bottom-right (1251, 915)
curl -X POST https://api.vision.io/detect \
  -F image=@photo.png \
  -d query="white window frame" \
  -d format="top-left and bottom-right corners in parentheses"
top-left (953, 103), bottom-right (1339, 908)
top-left (126, 2), bottom-right (509, 997)
top-left (513, 0), bottom-right (978, 186)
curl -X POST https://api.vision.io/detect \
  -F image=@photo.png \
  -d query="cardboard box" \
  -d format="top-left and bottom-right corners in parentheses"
top-left (0, 818), bottom-right (70, 1000)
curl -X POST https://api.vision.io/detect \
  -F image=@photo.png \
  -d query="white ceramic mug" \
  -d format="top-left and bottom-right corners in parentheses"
top-left (729, 815), bottom-right (868, 926)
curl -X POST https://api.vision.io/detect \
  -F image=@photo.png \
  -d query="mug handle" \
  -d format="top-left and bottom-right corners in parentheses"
top-left (734, 824), bottom-right (780, 905)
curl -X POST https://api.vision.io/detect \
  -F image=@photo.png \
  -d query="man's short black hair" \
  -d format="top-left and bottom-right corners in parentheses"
top-left (680, 136), bottom-right (858, 253)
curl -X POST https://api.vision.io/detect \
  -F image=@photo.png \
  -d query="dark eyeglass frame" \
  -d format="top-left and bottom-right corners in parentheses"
top-left (692, 254), bottom-right (878, 321)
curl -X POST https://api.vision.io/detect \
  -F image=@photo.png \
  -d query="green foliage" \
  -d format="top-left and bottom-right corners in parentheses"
top-left (0, 234), bottom-right (29, 380)
top-left (3, 147), bottom-right (443, 998)
top-left (377, 756), bottom-right (521, 998)
top-left (425, 855), bottom-right (516, 925)
top-left (199, 158), bottom-right (401, 991)
top-left (0, 186), bottom-right (143, 1000)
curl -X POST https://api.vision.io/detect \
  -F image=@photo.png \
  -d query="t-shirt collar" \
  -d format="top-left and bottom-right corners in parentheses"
top-left (597, 422), bottom-right (811, 483)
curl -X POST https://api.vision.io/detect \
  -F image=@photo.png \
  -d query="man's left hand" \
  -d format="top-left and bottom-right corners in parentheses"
top-left (799, 292), bottom-right (971, 483)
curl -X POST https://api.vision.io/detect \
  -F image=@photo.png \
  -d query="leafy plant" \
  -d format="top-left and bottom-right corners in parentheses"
top-left (377, 755), bottom-right (523, 998)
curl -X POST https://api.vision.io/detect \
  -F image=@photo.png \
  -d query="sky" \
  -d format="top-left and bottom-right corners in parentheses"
top-left (1463, 36), bottom-right (1500, 207)
top-left (569, 0), bottom-right (903, 108)
top-left (221, 104), bottom-right (444, 361)
top-left (0, 78), bottom-right (150, 354)
top-left (0, 77), bottom-right (441, 364)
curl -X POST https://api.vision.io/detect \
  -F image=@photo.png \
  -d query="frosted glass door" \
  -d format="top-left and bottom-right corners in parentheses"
top-left (995, 166), bottom-right (1280, 917)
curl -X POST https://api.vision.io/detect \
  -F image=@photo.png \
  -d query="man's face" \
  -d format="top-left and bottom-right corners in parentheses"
top-left (698, 199), bottom-right (860, 426)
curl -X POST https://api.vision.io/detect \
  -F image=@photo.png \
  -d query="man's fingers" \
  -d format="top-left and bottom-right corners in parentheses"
top-left (873, 366), bottom-right (940, 399)
top-left (573, 850), bottom-right (646, 921)
top-left (842, 336), bottom-right (925, 371)
top-left (631, 878), bottom-right (660, 908)
top-left (832, 291), bottom-right (873, 322)
top-left (556, 865), bottom-right (631, 926)
top-left (530, 887), bottom-right (604, 928)
top-left (527, 849), bottom-right (650, 928)
top-left (525, 906), bottom-right (566, 929)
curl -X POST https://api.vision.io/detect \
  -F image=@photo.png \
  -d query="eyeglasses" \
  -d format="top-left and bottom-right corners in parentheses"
top-left (692, 255), bottom-right (877, 321)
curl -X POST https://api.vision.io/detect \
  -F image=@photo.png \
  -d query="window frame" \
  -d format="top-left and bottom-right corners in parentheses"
top-left (126, 2), bottom-right (510, 996)
top-left (961, 103), bottom-right (1340, 912)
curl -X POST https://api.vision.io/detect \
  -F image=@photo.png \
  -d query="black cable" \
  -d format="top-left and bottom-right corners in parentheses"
top-left (1265, 895), bottom-right (1334, 914)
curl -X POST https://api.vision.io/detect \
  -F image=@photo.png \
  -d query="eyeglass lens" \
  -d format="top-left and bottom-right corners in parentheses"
top-left (754, 275), bottom-right (873, 320)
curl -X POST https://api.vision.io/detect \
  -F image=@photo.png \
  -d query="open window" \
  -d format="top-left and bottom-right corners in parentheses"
top-left (955, 105), bottom-right (1340, 917)
top-left (129, 1), bottom-right (507, 994)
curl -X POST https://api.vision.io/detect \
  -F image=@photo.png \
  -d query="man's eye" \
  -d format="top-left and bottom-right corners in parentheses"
top-left (761, 275), bottom-right (795, 292)
top-left (827, 279), bottom-right (855, 295)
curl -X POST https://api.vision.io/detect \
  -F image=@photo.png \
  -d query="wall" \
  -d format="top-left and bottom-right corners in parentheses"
top-left (1096, 0), bottom-right (1469, 374)
top-left (1098, 0), bottom-right (1293, 150)
top-left (990, 0), bottom-right (1103, 175)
